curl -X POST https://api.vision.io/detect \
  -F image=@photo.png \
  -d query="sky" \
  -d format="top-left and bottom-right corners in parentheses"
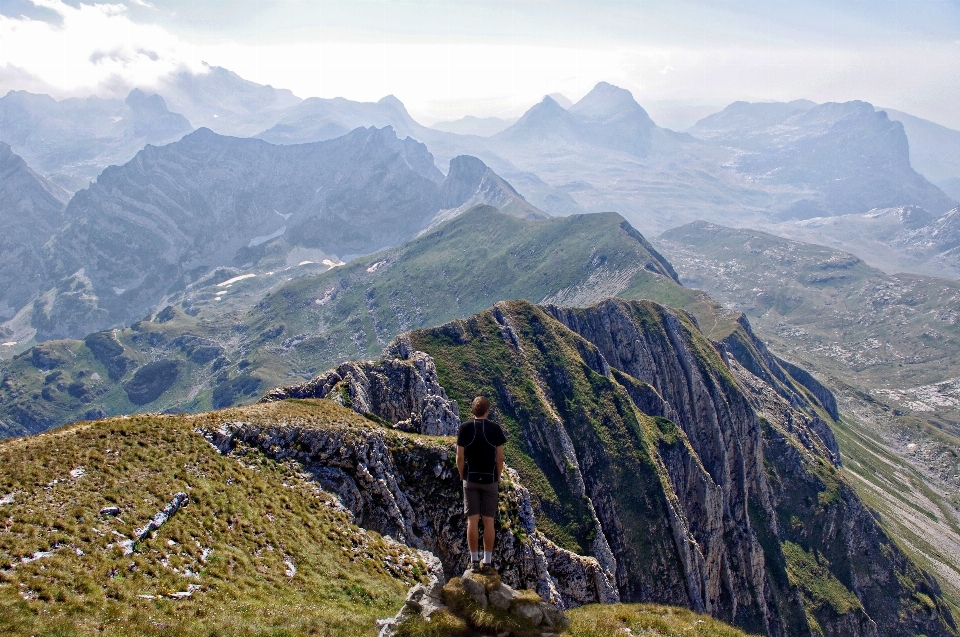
top-left (1, 0), bottom-right (960, 129)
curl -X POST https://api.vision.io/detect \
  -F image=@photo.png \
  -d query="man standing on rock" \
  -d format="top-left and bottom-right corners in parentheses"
top-left (457, 396), bottom-right (506, 573)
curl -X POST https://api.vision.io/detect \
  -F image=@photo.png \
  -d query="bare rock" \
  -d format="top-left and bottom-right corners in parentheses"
top-left (458, 574), bottom-right (489, 608)
top-left (488, 583), bottom-right (516, 610)
top-left (133, 492), bottom-right (188, 542)
top-left (261, 350), bottom-right (460, 435)
top-left (511, 600), bottom-right (543, 625)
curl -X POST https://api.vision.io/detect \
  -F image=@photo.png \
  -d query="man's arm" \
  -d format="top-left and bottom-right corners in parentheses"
top-left (496, 445), bottom-right (504, 481)
top-left (457, 445), bottom-right (465, 480)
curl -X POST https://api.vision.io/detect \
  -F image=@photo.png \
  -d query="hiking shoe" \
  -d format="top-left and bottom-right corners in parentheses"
top-left (479, 562), bottom-right (496, 575)
top-left (470, 560), bottom-right (482, 573)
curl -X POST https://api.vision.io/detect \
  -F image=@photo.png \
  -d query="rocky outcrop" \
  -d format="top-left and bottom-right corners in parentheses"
top-left (379, 568), bottom-right (570, 636)
top-left (260, 350), bottom-right (461, 436)
top-left (200, 416), bottom-right (616, 608)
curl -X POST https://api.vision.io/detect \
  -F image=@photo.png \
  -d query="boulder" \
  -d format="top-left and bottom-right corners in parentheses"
top-left (538, 601), bottom-right (570, 630)
top-left (458, 574), bottom-right (489, 608)
top-left (462, 567), bottom-right (502, 591)
top-left (512, 601), bottom-right (543, 626)
top-left (488, 583), bottom-right (517, 610)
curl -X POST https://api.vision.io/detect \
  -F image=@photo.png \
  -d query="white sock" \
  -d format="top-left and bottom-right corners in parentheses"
top-left (483, 551), bottom-right (492, 564)
top-left (472, 551), bottom-right (480, 562)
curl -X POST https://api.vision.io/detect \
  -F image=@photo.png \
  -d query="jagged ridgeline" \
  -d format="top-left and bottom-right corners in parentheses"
top-left (257, 298), bottom-right (956, 636)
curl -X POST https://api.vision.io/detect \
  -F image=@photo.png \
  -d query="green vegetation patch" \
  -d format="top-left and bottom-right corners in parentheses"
top-left (567, 603), bottom-right (760, 637)
top-left (124, 360), bottom-right (181, 405)
top-left (0, 399), bottom-right (424, 637)
top-left (781, 541), bottom-right (863, 616)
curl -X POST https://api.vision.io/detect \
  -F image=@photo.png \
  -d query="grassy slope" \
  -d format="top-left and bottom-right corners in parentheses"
top-left (566, 603), bottom-right (759, 637)
top-left (0, 400), bottom-right (428, 637)
top-left (657, 221), bottom-right (960, 610)
top-left (246, 206), bottom-right (688, 379)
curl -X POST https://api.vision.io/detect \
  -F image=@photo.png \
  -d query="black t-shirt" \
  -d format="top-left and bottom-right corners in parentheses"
top-left (457, 419), bottom-right (506, 479)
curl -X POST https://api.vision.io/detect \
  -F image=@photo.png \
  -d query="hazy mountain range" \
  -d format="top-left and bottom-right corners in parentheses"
top-left (1, 126), bottom-right (541, 344)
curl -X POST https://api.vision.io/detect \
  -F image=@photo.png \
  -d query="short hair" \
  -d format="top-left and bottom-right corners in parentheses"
top-left (471, 396), bottom-right (491, 417)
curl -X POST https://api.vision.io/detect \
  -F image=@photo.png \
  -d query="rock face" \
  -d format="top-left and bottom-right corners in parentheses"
top-left (260, 350), bottom-right (462, 436)
top-left (201, 412), bottom-right (617, 608)
top-left (0, 143), bottom-right (65, 321)
top-left (405, 299), bottom-right (955, 637)
top-left (689, 100), bottom-right (956, 218)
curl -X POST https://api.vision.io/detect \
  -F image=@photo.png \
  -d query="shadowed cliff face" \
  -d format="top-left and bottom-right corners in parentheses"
top-left (260, 297), bottom-right (955, 635)
top-left (393, 299), bottom-right (954, 637)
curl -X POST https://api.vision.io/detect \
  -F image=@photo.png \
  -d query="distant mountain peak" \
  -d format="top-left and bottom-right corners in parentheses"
top-left (547, 92), bottom-right (573, 109)
top-left (378, 94), bottom-right (406, 110)
top-left (424, 155), bottom-right (546, 230)
top-left (569, 81), bottom-right (650, 124)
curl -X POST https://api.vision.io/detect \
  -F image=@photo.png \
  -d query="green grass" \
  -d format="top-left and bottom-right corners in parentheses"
top-left (0, 399), bottom-right (428, 637)
top-left (566, 603), bottom-right (760, 637)
top-left (780, 541), bottom-right (862, 616)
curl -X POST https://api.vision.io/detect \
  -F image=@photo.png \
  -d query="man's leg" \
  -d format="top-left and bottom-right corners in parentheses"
top-left (482, 515), bottom-right (495, 553)
top-left (467, 514), bottom-right (480, 555)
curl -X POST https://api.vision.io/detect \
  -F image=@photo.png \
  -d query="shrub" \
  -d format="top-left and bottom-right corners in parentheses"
top-left (124, 360), bottom-right (181, 405)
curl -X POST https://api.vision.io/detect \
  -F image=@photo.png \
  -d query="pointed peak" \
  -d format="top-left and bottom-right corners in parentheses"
top-left (547, 93), bottom-right (573, 109)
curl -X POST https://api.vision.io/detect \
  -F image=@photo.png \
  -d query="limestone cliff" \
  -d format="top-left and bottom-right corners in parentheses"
top-left (254, 297), bottom-right (955, 636)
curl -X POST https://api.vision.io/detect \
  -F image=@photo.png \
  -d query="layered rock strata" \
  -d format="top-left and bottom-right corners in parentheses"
top-left (405, 299), bottom-right (955, 637)
top-left (201, 416), bottom-right (616, 608)
top-left (231, 296), bottom-right (954, 636)
top-left (260, 350), bottom-right (461, 436)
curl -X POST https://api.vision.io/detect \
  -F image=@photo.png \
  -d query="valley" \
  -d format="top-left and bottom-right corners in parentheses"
top-left (656, 222), bottom-right (960, 610)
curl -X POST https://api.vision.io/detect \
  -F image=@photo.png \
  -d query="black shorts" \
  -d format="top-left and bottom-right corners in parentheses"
top-left (463, 480), bottom-right (499, 518)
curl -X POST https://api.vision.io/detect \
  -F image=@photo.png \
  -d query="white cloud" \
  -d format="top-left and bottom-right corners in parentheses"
top-left (1, 0), bottom-right (959, 130)
top-left (0, 0), bottom-right (199, 98)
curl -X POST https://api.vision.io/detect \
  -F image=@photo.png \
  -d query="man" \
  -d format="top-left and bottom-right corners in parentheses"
top-left (456, 396), bottom-right (506, 573)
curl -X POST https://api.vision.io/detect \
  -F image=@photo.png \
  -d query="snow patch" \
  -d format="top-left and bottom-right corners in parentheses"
top-left (366, 260), bottom-right (387, 273)
top-left (216, 274), bottom-right (256, 288)
top-left (247, 226), bottom-right (286, 247)
top-left (298, 260), bottom-right (314, 266)
top-left (323, 258), bottom-right (345, 268)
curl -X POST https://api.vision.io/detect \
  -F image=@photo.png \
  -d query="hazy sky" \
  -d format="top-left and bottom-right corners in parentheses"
top-left (2, 0), bottom-right (960, 129)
